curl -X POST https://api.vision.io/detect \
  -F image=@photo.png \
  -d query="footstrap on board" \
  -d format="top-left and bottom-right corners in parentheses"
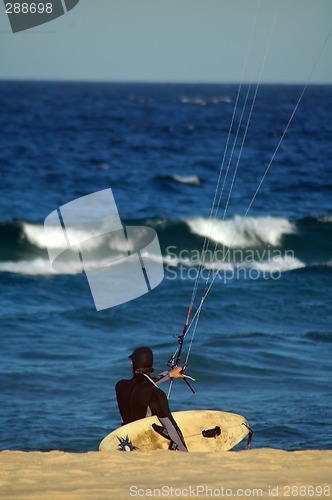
top-left (202, 426), bottom-right (221, 438)
top-left (152, 423), bottom-right (178, 450)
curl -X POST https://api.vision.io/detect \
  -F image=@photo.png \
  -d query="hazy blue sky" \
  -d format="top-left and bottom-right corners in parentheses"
top-left (1, 0), bottom-right (331, 83)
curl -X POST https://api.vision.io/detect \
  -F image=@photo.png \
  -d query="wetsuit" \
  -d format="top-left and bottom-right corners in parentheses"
top-left (115, 371), bottom-right (188, 452)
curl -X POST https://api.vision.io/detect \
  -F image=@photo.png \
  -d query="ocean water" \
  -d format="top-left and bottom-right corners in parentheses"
top-left (0, 81), bottom-right (331, 452)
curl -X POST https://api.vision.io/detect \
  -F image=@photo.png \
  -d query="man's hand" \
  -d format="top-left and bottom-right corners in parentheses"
top-left (169, 366), bottom-right (185, 379)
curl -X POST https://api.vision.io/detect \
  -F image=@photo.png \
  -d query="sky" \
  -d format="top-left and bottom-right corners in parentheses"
top-left (0, 0), bottom-right (331, 84)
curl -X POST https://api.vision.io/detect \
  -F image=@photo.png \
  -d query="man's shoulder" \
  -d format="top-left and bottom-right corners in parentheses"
top-left (115, 379), bottom-right (133, 391)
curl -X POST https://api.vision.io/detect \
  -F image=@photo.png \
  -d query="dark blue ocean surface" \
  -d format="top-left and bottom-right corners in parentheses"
top-left (0, 82), bottom-right (331, 452)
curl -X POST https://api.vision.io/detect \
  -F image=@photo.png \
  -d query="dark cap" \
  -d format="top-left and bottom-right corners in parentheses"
top-left (129, 347), bottom-right (153, 371)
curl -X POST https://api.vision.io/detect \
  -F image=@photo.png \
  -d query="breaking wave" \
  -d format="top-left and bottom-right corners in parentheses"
top-left (0, 214), bottom-right (331, 276)
top-left (186, 215), bottom-right (295, 247)
top-left (158, 174), bottom-right (202, 185)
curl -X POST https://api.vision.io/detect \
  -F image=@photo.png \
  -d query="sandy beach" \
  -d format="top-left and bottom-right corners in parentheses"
top-left (0, 448), bottom-right (331, 499)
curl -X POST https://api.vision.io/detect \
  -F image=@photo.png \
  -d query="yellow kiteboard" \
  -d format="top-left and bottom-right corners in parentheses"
top-left (99, 409), bottom-right (252, 452)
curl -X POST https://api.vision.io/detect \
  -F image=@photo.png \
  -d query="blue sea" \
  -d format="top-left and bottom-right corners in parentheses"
top-left (0, 81), bottom-right (331, 452)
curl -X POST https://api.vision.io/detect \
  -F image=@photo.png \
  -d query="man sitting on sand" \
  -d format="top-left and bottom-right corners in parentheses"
top-left (115, 346), bottom-right (188, 452)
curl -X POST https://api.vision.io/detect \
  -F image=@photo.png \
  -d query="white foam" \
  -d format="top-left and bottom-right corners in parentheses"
top-left (0, 257), bottom-right (121, 276)
top-left (24, 223), bottom-right (57, 249)
top-left (24, 222), bottom-right (112, 251)
top-left (163, 254), bottom-right (304, 274)
top-left (187, 215), bottom-right (295, 248)
top-left (0, 258), bottom-right (69, 275)
top-left (0, 251), bottom-right (305, 277)
top-left (169, 174), bottom-right (201, 185)
top-left (180, 96), bottom-right (231, 106)
top-left (318, 215), bottom-right (332, 222)
top-left (243, 255), bottom-right (305, 273)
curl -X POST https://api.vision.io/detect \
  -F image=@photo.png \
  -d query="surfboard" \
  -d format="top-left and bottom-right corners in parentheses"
top-left (99, 410), bottom-right (252, 452)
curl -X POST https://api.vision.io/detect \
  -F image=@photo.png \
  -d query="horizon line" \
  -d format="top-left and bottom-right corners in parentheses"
top-left (0, 77), bottom-right (331, 86)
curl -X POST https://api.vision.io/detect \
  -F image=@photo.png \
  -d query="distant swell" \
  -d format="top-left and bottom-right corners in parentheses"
top-left (180, 95), bottom-right (231, 106)
top-left (0, 214), bottom-right (331, 276)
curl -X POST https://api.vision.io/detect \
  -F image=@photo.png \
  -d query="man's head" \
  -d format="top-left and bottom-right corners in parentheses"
top-left (129, 346), bottom-right (154, 374)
